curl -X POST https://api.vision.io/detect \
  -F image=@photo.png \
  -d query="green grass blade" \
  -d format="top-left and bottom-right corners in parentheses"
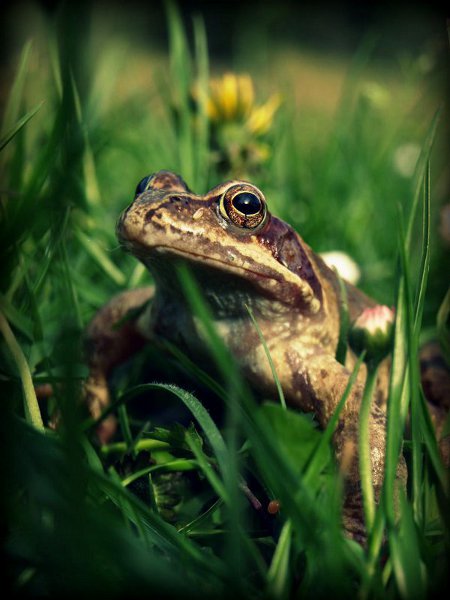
top-left (0, 102), bottom-right (44, 152)
top-left (266, 519), bottom-right (292, 600)
top-left (303, 353), bottom-right (364, 486)
top-left (390, 493), bottom-right (426, 599)
top-left (418, 389), bottom-right (447, 491)
top-left (0, 311), bottom-right (44, 431)
top-left (192, 14), bottom-right (210, 191)
top-left (1, 40), bottom-right (33, 136)
top-left (405, 109), bottom-right (441, 252)
top-left (117, 403), bottom-right (134, 455)
top-left (58, 238), bottom-right (83, 330)
top-left (185, 428), bottom-right (229, 502)
top-left (161, 340), bottom-right (228, 400)
top-left (0, 293), bottom-right (34, 341)
top-left (410, 162), bottom-right (431, 525)
top-left (102, 382), bottom-right (230, 481)
top-left (246, 304), bottom-right (286, 408)
top-left (69, 73), bottom-right (102, 206)
top-left (176, 264), bottom-right (233, 371)
top-left (166, 0), bottom-right (194, 184)
top-left (75, 229), bottom-right (126, 286)
top-left (436, 288), bottom-right (450, 366)
top-left (93, 468), bottom-right (226, 580)
top-left (121, 460), bottom-right (198, 488)
top-left (335, 274), bottom-right (350, 365)
top-left (178, 498), bottom-right (223, 535)
top-left (413, 161), bottom-right (431, 337)
top-left (174, 265), bottom-right (354, 554)
top-left (383, 214), bottom-right (410, 528)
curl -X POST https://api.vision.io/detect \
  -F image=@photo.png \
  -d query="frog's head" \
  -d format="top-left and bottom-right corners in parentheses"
top-left (117, 170), bottom-right (322, 315)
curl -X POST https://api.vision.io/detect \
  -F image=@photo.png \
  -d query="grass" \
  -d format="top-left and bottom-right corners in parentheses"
top-left (1, 2), bottom-right (449, 598)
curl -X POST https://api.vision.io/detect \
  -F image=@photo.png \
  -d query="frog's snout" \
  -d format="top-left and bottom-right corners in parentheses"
top-left (116, 208), bottom-right (130, 244)
top-left (116, 192), bottom-right (163, 249)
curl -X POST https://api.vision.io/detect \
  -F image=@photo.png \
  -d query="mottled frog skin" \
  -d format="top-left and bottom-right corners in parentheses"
top-left (86, 170), bottom-right (407, 541)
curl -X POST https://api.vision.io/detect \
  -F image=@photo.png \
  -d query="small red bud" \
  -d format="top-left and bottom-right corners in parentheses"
top-left (267, 500), bottom-right (281, 514)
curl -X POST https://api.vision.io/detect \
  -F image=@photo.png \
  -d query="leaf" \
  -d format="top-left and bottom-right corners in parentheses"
top-left (107, 382), bottom-right (230, 481)
top-left (390, 493), bottom-right (426, 599)
top-left (266, 519), bottom-right (292, 600)
top-left (259, 403), bottom-right (331, 476)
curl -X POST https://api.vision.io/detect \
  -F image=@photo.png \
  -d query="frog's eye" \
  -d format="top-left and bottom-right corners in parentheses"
top-left (232, 192), bottom-right (262, 215)
top-left (219, 185), bottom-right (267, 230)
top-left (134, 175), bottom-right (153, 197)
top-left (134, 171), bottom-right (191, 196)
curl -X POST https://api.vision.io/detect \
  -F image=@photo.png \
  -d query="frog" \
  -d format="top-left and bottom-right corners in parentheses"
top-left (84, 170), bottom-right (407, 542)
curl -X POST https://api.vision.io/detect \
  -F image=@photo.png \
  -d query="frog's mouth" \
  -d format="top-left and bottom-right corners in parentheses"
top-left (133, 244), bottom-right (317, 316)
top-left (149, 248), bottom-right (280, 317)
top-left (156, 245), bottom-right (278, 283)
top-left (118, 211), bottom-right (321, 314)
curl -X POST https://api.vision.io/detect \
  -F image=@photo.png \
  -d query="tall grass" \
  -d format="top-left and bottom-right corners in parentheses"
top-left (1, 2), bottom-right (448, 598)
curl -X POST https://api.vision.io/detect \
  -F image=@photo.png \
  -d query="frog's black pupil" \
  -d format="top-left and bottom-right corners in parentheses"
top-left (232, 192), bottom-right (261, 215)
top-left (135, 175), bottom-right (151, 196)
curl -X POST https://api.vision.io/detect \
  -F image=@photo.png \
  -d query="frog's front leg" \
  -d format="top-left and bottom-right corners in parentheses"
top-left (84, 287), bottom-right (154, 443)
top-left (285, 349), bottom-right (407, 542)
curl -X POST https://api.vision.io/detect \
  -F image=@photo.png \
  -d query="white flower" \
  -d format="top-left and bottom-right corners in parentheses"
top-left (393, 143), bottom-right (421, 178)
top-left (354, 305), bottom-right (394, 335)
top-left (320, 251), bottom-right (361, 285)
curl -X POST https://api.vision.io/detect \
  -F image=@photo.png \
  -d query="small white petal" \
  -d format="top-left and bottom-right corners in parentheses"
top-left (320, 251), bottom-right (361, 285)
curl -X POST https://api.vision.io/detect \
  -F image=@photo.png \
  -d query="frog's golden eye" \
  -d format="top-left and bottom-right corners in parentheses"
top-left (219, 185), bottom-right (267, 229)
top-left (135, 175), bottom-right (153, 197)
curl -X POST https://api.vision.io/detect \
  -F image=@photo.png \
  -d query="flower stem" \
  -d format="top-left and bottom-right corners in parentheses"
top-left (359, 363), bottom-right (378, 532)
top-left (0, 310), bottom-right (44, 432)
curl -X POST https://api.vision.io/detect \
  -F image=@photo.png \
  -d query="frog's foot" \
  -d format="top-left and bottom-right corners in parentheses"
top-left (83, 286), bottom-right (154, 444)
top-left (45, 374), bottom-right (116, 444)
top-left (342, 488), bottom-right (368, 545)
top-left (420, 341), bottom-right (450, 466)
top-left (84, 373), bottom-right (117, 445)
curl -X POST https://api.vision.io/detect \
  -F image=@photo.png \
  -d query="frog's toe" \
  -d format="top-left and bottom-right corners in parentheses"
top-left (96, 414), bottom-right (117, 445)
top-left (84, 374), bottom-right (117, 443)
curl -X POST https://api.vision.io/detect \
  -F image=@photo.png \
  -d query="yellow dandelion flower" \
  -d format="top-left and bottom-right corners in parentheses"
top-left (246, 93), bottom-right (281, 135)
top-left (199, 72), bottom-right (280, 135)
top-left (236, 74), bottom-right (255, 117)
top-left (221, 73), bottom-right (239, 119)
top-left (206, 73), bottom-right (258, 123)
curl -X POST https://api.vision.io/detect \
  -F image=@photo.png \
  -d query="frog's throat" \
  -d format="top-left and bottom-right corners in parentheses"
top-left (144, 245), bottom-right (321, 314)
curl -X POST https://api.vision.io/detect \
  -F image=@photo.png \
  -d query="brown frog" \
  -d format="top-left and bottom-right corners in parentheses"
top-left (85, 170), bottom-right (406, 541)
